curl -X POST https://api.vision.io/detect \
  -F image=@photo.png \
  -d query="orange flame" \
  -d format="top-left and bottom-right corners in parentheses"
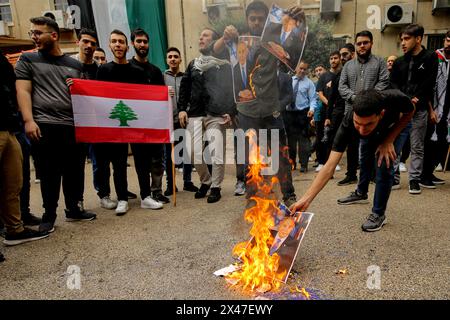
top-left (227, 131), bottom-right (286, 293)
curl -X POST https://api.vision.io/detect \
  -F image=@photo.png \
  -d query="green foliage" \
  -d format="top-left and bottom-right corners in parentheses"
top-left (302, 16), bottom-right (338, 70)
top-left (208, 12), bottom-right (248, 36)
top-left (109, 100), bottom-right (138, 127)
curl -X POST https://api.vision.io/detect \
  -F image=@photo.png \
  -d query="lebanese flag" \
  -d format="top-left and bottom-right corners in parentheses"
top-left (70, 79), bottom-right (173, 143)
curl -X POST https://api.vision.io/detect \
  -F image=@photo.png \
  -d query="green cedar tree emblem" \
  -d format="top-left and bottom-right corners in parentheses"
top-left (109, 100), bottom-right (138, 127)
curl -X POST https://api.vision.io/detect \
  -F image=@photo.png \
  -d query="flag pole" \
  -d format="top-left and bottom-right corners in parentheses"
top-left (172, 143), bottom-right (176, 207)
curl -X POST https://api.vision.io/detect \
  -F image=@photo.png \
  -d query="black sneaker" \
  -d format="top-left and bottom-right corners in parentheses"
top-left (3, 227), bottom-right (49, 246)
top-left (337, 190), bottom-right (369, 205)
top-left (419, 179), bottom-right (436, 189)
top-left (299, 166), bottom-right (307, 173)
top-left (153, 193), bottom-right (170, 204)
top-left (391, 180), bottom-right (401, 190)
top-left (39, 221), bottom-right (55, 233)
top-left (409, 180), bottom-right (421, 194)
top-left (337, 176), bottom-right (358, 186)
top-left (65, 209), bottom-right (97, 222)
top-left (362, 213), bottom-right (386, 232)
top-left (0, 251), bottom-right (5, 262)
top-left (207, 187), bottom-right (222, 203)
top-left (431, 174), bottom-right (445, 185)
top-left (22, 213), bottom-right (42, 226)
top-left (183, 182), bottom-right (199, 193)
top-left (164, 186), bottom-right (178, 196)
top-left (127, 191), bottom-right (137, 199)
top-left (195, 184), bottom-right (211, 199)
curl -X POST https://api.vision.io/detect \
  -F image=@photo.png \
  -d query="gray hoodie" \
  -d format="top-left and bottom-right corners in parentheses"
top-left (164, 69), bottom-right (183, 123)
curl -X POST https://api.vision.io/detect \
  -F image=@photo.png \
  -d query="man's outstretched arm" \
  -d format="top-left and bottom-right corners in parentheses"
top-left (290, 151), bottom-right (344, 213)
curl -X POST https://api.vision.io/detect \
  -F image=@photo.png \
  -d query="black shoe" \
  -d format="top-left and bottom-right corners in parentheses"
top-left (39, 221), bottom-right (55, 233)
top-left (431, 174), bottom-right (445, 185)
top-left (127, 191), bottom-right (137, 199)
top-left (164, 186), bottom-right (178, 196)
top-left (0, 251), bottom-right (5, 262)
top-left (22, 213), bottom-right (42, 226)
top-left (391, 180), bottom-right (401, 190)
top-left (419, 179), bottom-right (436, 189)
top-left (362, 213), bottom-right (386, 232)
top-left (65, 209), bottom-right (97, 222)
top-left (337, 190), bottom-right (369, 205)
top-left (195, 184), bottom-right (211, 199)
top-left (409, 180), bottom-right (421, 194)
top-left (299, 166), bottom-right (307, 173)
top-left (207, 187), bottom-right (222, 203)
top-left (337, 176), bottom-right (358, 186)
top-left (153, 193), bottom-right (170, 204)
top-left (183, 182), bottom-right (199, 192)
top-left (3, 227), bottom-right (49, 246)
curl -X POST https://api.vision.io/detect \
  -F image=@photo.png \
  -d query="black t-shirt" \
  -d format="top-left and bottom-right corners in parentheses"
top-left (332, 89), bottom-right (414, 153)
top-left (83, 62), bottom-right (98, 80)
top-left (129, 58), bottom-right (164, 85)
top-left (0, 52), bottom-right (20, 132)
top-left (96, 61), bottom-right (149, 85)
top-left (316, 71), bottom-right (336, 103)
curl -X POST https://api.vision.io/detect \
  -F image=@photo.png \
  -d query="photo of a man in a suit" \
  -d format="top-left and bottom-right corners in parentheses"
top-left (261, 5), bottom-right (307, 72)
top-left (233, 41), bottom-right (254, 102)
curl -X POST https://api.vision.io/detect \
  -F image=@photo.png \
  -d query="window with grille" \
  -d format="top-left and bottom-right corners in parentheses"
top-left (0, 0), bottom-right (12, 23)
top-left (427, 34), bottom-right (445, 51)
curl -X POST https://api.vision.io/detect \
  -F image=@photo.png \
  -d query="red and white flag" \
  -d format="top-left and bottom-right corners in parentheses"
top-left (70, 79), bottom-right (173, 143)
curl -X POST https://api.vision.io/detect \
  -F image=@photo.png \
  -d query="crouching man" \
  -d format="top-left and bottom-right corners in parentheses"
top-left (290, 89), bottom-right (414, 232)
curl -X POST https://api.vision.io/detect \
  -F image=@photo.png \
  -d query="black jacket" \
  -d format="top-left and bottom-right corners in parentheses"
top-left (178, 59), bottom-right (236, 118)
top-left (390, 47), bottom-right (439, 111)
top-left (278, 71), bottom-right (293, 112)
top-left (0, 52), bottom-right (20, 132)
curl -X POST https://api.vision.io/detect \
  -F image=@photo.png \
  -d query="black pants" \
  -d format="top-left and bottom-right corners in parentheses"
top-left (237, 112), bottom-right (296, 201)
top-left (400, 135), bottom-right (410, 163)
top-left (422, 120), bottom-right (449, 179)
top-left (314, 120), bottom-right (328, 165)
top-left (33, 124), bottom-right (85, 222)
top-left (283, 109), bottom-right (311, 169)
top-left (131, 143), bottom-right (164, 199)
top-left (93, 143), bottom-right (128, 201)
top-left (346, 132), bottom-right (360, 179)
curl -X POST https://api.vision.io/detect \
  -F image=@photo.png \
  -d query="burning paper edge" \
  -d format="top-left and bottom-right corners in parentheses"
top-left (213, 264), bottom-right (241, 277)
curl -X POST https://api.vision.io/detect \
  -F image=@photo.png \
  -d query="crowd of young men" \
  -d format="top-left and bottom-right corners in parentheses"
top-left (0, 1), bottom-right (449, 263)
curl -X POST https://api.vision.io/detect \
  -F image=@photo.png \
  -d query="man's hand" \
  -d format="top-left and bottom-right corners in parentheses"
top-left (325, 119), bottom-right (331, 127)
top-left (168, 86), bottom-right (175, 98)
top-left (179, 111), bottom-right (188, 128)
top-left (25, 120), bottom-right (41, 141)
top-left (223, 25), bottom-right (238, 42)
top-left (429, 110), bottom-right (438, 124)
top-left (411, 97), bottom-right (419, 105)
top-left (286, 6), bottom-right (305, 23)
top-left (289, 196), bottom-right (310, 214)
top-left (376, 142), bottom-right (396, 168)
top-left (219, 113), bottom-right (232, 126)
top-left (307, 110), bottom-right (314, 118)
top-left (310, 119), bottom-right (315, 127)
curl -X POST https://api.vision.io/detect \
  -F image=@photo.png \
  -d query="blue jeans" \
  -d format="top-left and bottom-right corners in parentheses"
top-left (357, 131), bottom-right (409, 216)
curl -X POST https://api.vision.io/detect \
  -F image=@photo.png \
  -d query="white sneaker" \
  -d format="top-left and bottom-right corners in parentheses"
top-left (315, 164), bottom-right (324, 172)
top-left (335, 165), bottom-right (341, 172)
top-left (100, 196), bottom-right (117, 210)
top-left (141, 196), bottom-right (163, 210)
top-left (399, 162), bottom-right (407, 172)
top-left (435, 164), bottom-right (443, 172)
top-left (115, 200), bottom-right (129, 215)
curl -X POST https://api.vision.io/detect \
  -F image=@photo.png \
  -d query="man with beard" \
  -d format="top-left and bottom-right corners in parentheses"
top-left (95, 30), bottom-right (160, 216)
top-left (129, 28), bottom-right (169, 206)
top-left (211, 1), bottom-right (301, 206)
top-left (178, 28), bottom-right (235, 203)
top-left (390, 24), bottom-right (439, 194)
top-left (15, 17), bottom-right (96, 233)
top-left (337, 31), bottom-right (390, 205)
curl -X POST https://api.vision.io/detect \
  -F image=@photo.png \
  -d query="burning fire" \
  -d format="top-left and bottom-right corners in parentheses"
top-left (226, 131), bottom-right (286, 293)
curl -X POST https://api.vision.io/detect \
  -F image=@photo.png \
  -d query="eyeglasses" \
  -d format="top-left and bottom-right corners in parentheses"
top-left (356, 41), bottom-right (371, 47)
top-left (28, 30), bottom-right (53, 38)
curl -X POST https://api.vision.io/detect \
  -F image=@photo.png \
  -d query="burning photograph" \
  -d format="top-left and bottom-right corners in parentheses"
top-left (261, 4), bottom-right (308, 72)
